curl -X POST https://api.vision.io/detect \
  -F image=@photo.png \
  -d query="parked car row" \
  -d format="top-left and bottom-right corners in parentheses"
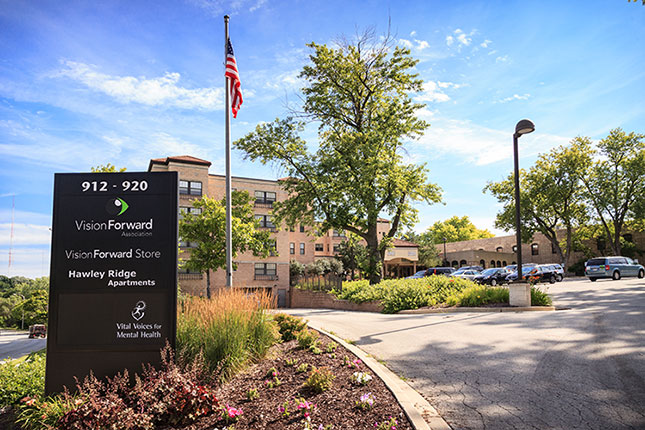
top-left (406, 256), bottom-right (644, 284)
top-left (406, 263), bottom-right (566, 285)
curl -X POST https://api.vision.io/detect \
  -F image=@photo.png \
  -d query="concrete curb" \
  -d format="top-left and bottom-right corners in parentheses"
top-left (309, 324), bottom-right (452, 430)
top-left (398, 306), bottom-right (555, 314)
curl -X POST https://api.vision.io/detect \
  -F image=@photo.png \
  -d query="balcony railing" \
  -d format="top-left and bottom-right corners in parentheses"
top-left (254, 201), bottom-right (274, 208)
top-left (254, 274), bottom-right (279, 281)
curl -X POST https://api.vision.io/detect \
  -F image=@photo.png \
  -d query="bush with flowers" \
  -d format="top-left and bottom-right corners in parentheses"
top-left (356, 392), bottom-right (375, 410)
top-left (350, 371), bottom-right (373, 385)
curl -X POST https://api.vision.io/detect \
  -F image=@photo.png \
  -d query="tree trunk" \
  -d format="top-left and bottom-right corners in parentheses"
top-left (206, 270), bottom-right (211, 299)
top-left (366, 228), bottom-right (382, 285)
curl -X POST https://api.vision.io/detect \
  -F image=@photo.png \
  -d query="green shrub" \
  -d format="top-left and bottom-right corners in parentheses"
top-left (531, 287), bottom-right (553, 306)
top-left (296, 329), bottom-right (319, 350)
top-left (273, 312), bottom-right (308, 342)
top-left (334, 276), bottom-right (476, 313)
top-left (303, 367), bottom-right (335, 393)
top-left (177, 289), bottom-right (280, 382)
top-left (0, 352), bottom-right (45, 406)
top-left (446, 285), bottom-right (509, 307)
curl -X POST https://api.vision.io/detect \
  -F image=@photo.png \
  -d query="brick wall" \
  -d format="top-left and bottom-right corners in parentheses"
top-left (290, 288), bottom-right (383, 312)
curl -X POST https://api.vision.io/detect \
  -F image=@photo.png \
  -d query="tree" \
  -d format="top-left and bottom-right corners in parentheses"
top-left (401, 230), bottom-right (442, 268)
top-left (234, 33), bottom-right (442, 284)
top-left (485, 140), bottom-right (590, 269)
top-left (424, 216), bottom-right (494, 244)
top-left (91, 163), bottom-right (127, 172)
top-left (335, 233), bottom-right (369, 280)
top-left (178, 191), bottom-right (274, 298)
top-left (580, 128), bottom-right (645, 255)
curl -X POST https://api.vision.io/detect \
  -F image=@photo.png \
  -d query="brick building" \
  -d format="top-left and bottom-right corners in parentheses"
top-left (436, 229), bottom-right (645, 270)
top-left (149, 155), bottom-right (419, 304)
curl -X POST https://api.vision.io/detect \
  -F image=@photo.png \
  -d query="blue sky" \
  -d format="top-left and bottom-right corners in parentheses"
top-left (1, 0), bottom-right (644, 278)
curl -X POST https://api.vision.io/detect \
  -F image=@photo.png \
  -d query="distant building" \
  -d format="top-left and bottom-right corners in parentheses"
top-left (436, 230), bottom-right (645, 269)
top-left (149, 155), bottom-right (418, 305)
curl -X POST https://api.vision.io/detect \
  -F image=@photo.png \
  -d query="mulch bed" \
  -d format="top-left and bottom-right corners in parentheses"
top-left (169, 333), bottom-right (413, 430)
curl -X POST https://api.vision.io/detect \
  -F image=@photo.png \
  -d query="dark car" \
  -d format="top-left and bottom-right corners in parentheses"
top-left (458, 265), bottom-right (484, 272)
top-left (425, 267), bottom-right (456, 276)
top-left (506, 265), bottom-right (554, 283)
top-left (473, 268), bottom-right (510, 286)
top-left (405, 270), bottom-right (427, 279)
top-left (585, 256), bottom-right (645, 281)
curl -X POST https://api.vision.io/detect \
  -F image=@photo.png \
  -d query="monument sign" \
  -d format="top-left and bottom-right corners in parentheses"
top-left (46, 172), bottom-right (178, 394)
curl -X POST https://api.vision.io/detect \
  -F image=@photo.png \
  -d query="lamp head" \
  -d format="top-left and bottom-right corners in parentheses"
top-left (515, 119), bottom-right (535, 136)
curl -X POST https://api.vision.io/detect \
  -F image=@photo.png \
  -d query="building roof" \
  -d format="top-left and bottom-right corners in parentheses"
top-left (148, 155), bottom-right (212, 171)
top-left (392, 238), bottom-right (418, 248)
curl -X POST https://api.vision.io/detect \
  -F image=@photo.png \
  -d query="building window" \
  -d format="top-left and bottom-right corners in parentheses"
top-left (490, 260), bottom-right (496, 268)
top-left (531, 243), bottom-right (539, 255)
top-left (254, 191), bottom-right (276, 207)
top-left (332, 229), bottom-right (346, 237)
top-left (480, 260), bottom-right (486, 269)
top-left (496, 246), bottom-right (503, 253)
top-left (179, 206), bottom-right (202, 219)
top-left (300, 225), bottom-right (305, 233)
top-left (254, 263), bottom-right (277, 280)
top-left (255, 214), bottom-right (275, 230)
top-left (334, 244), bottom-right (341, 253)
top-left (460, 260), bottom-right (467, 267)
top-left (315, 243), bottom-right (324, 252)
top-left (289, 243), bottom-right (295, 255)
top-left (502, 260), bottom-right (507, 266)
top-left (179, 180), bottom-right (202, 196)
top-left (300, 243), bottom-right (305, 255)
top-left (179, 239), bottom-right (198, 248)
top-left (269, 240), bottom-right (277, 256)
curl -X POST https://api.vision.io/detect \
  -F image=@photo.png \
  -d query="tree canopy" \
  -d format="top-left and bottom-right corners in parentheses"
top-left (91, 163), bottom-right (126, 172)
top-left (178, 191), bottom-right (274, 298)
top-left (424, 216), bottom-right (494, 244)
top-left (234, 33), bottom-right (442, 284)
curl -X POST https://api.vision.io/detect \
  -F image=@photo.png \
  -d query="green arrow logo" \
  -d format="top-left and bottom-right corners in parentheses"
top-left (115, 198), bottom-right (129, 216)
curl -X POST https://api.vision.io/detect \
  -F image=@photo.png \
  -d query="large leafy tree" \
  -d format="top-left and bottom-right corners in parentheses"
top-left (580, 128), bottom-right (645, 255)
top-left (235, 33), bottom-right (442, 284)
top-left (335, 232), bottom-right (369, 280)
top-left (91, 163), bottom-right (126, 172)
top-left (424, 216), bottom-right (494, 244)
top-left (485, 140), bottom-right (590, 269)
top-left (179, 191), bottom-right (274, 298)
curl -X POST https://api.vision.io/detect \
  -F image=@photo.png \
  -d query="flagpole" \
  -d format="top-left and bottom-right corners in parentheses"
top-left (224, 15), bottom-right (233, 288)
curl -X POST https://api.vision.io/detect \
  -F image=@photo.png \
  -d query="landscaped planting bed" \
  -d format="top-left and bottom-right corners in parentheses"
top-left (0, 300), bottom-right (410, 430)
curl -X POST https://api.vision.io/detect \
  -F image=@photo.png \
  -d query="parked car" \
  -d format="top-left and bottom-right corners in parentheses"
top-left (506, 265), bottom-right (542, 283)
top-left (585, 256), bottom-right (645, 281)
top-left (473, 268), bottom-right (511, 286)
top-left (544, 264), bottom-right (565, 282)
top-left (529, 265), bottom-right (558, 284)
top-left (458, 265), bottom-right (484, 272)
top-left (504, 263), bottom-right (536, 273)
top-left (406, 270), bottom-right (427, 279)
top-left (452, 269), bottom-right (481, 280)
top-left (425, 267), bottom-right (456, 276)
top-left (28, 324), bottom-right (46, 339)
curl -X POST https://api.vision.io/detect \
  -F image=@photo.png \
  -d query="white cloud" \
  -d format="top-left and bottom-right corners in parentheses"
top-left (446, 35), bottom-right (454, 46)
top-left (480, 40), bottom-right (492, 48)
top-left (187, 0), bottom-right (267, 16)
top-left (415, 81), bottom-right (461, 103)
top-left (415, 39), bottom-right (429, 51)
top-left (0, 223), bottom-right (51, 246)
top-left (496, 55), bottom-right (509, 63)
top-left (399, 38), bottom-right (414, 49)
top-left (0, 247), bottom-right (50, 279)
top-left (414, 119), bottom-right (570, 166)
top-left (410, 31), bottom-right (417, 37)
top-left (446, 29), bottom-right (477, 51)
top-left (55, 61), bottom-right (224, 110)
top-left (496, 93), bottom-right (531, 103)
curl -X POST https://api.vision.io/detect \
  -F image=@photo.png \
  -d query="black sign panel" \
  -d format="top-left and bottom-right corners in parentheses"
top-left (45, 172), bottom-right (178, 394)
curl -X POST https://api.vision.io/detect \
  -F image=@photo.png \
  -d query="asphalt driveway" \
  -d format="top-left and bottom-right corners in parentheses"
top-left (0, 330), bottom-right (46, 363)
top-left (287, 277), bottom-right (645, 430)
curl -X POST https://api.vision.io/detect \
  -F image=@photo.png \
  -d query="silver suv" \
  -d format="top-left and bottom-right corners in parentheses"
top-left (585, 256), bottom-right (645, 282)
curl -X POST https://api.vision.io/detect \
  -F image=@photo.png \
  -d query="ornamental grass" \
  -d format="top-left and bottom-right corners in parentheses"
top-left (177, 288), bottom-right (280, 382)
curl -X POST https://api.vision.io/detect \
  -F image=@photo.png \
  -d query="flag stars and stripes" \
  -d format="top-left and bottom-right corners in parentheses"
top-left (226, 39), bottom-right (243, 118)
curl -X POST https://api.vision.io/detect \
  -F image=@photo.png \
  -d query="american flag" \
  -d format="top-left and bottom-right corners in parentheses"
top-left (225, 38), bottom-right (243, 118)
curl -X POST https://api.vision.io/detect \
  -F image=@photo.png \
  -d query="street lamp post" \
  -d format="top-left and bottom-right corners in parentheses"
top-left (513, 119), bottom-right (535, 284)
